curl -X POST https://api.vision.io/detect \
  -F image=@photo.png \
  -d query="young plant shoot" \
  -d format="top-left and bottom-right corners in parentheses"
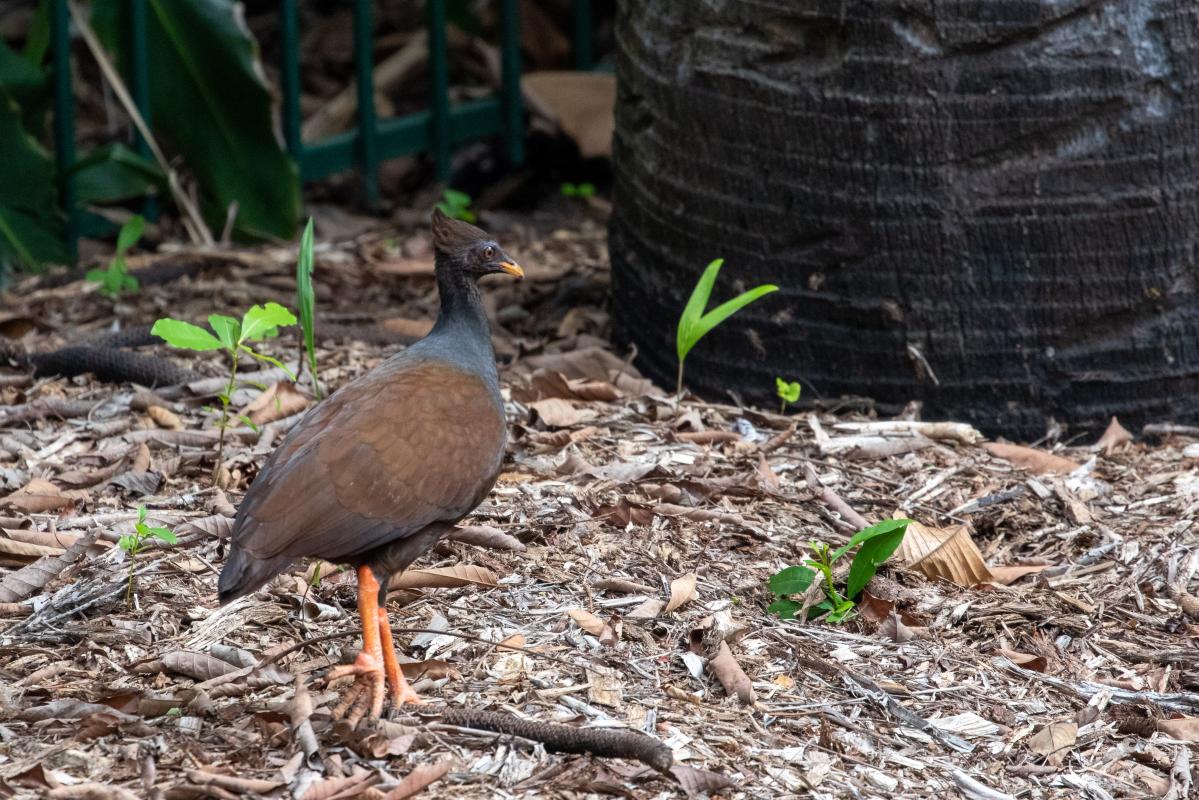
top-left (436, 189), bottom-right (476, 223)
top-left (118, 505), bottom-right (177, 606)
top-left (152, 303), bottom-right (297, 481)
top-left (767, 518), bottom-right (910, 623)
top-left (776, 377), bottom-right (801, 414)
top-left (86, 215), bottom-right (145, 298)
top-left (676, 258), bottom-right (778, 395)
top-left (560, 182), bottom-right (597, 199)
top-left (296, 218), bottom-right (321, 399)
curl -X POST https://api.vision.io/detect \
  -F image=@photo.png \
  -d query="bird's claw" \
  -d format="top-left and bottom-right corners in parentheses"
top-left (327, 651), bottom-right (385, 726)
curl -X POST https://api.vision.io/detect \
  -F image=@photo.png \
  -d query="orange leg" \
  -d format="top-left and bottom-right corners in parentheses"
top-left (377, 607), bottom-right (422, 707)
top-left (327, 566), bottom-right (386, 725)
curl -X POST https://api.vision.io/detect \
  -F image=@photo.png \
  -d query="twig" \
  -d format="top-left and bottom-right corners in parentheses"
top-left (437, 708), bottom-right (673, 773)
top-left (803, 463), bottom-right (870, 531)
top-left (67, 1), bottom-right (214, 245)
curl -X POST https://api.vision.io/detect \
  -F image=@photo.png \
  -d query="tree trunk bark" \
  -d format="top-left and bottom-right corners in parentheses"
top-left (610, 0), bottom-right (1199, 438)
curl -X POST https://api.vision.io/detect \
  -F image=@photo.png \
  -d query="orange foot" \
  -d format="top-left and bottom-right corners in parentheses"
top-left (327, 651), bottom-right (386, 726)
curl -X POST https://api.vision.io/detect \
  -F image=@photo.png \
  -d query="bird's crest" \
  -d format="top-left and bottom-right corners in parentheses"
top-left (431, 208), bottom-right (489, 255)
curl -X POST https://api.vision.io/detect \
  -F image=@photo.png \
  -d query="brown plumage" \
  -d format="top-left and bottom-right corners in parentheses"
top-left (218, 209), bottom-right (522, 722)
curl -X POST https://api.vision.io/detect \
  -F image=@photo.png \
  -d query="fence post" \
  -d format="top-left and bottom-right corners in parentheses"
top-left (427, 0), bottom-right (450, 182)
top-left (50, 0), bottom-right (77, 262)
top-left (572, 0), bottom-right (593, 70)
top-left (500, 0), bottom-right (524, 166)
top-left (352, 0), bottom-right (380, 206)
top-left (129, 0), bottom-right (156, 221)
top-left (279, 0), bottom-right (303, 167)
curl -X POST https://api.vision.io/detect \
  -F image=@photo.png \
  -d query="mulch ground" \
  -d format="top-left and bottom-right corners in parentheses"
top-left (0, 205), bottom-right (1195, 799)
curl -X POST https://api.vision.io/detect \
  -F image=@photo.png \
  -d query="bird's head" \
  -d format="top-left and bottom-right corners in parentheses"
top-left (431, 208), bottom-right (523, 281)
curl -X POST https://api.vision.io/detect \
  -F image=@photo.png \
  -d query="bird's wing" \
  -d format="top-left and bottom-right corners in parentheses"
top-left (232, 359), bottom-right (506, 562)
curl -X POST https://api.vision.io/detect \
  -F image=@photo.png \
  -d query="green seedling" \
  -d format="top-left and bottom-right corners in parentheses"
top-left (436, 189), bottom-right (476, 223)
top-left (118, 505), bottom-right (177, 606)
top-left (296, 218), bottom-right (321, 400)
top-left (86, 215), bottom-right (145, 298)
top-left (776, 377), bottom-right (801, 414)
top-left (767, 518), bottom-right (910, 624)
top-left (560, 181), bottom-right (596, 199)
top-left (152, 302), bottom-right (297, 482)
top-left (676, 258), bottom-right (778, 395)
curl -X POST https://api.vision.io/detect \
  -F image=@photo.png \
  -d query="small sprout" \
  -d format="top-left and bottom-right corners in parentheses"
top-left (436, 189), bottom-right (476, 223)
top-left (676, 258), bottom-right (778, 395)
top-left (560, 181), bottom-right (596, 199)
top-left (767, 519), bottom-right (910, 624)
top-left (86, 215), bottom-right (145, 298)
top-left (153, 302), bottom-right (297, 482)
top-left (119, 505), bottom-right (177, 606)
top-left (296, 218), bottom-right (321, 400)
top-left (776, 377), bottom-right (801, 414)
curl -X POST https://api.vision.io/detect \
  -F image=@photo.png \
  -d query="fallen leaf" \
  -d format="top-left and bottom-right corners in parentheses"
top-left (900, 520), bottom-right (993, 586)
top-left (708, 640), bottom-right (755, 705)
top-left (529, 398), bottom-right (594, 428)
top-left (1028, 721), bottom-right (1077, 766)
top-left (593, 578), bottom-right (656, 594)
top-left (586, 665), bottom-right (623, 707)
top-left (131, 442), bottom-right (151, 473)
top-left (162, 651), bottom-right (240, 682)
top-left (442, 525), bottom-right (525, 551)
top-left (627, 597), bottom-right (664, 619)
top-left (0, 530), bottom-right (99, 602)
top-left (983, 442), bottom-right (1080, 475)
top-left (1156, 716), bottom-right (1199, 741)
top-left (242, 381), bottom-right (311, 426)
top-left (389, 565), bottom-right (498, 589)
top-left (47, 785), bottom-right (139, 800)
top-left (147, 405), bottom-right (184, 430)
top-left (670, 764), bottom-right (733, 797)
top-left (522, 71), bottom-right (615, 158)
top-left (2, 478), bottom-right (82, 513)
top-left (996, 648), bottom-right (1047, 672)
top-left (879, 612), bottom-right (917, 643)
top-left (567, 608), bottom-right (607, 636)
top-left (1095, 416), bottom-right (1133, 453)
top-left (664, 573), bottom-right (698, 614)
top-left (399, 659), bottom-right (459, 681)
top-left (382, 760), bottom-right (453, 800)
top-left (298, 771), bottom-right (379, 800)
top-left (988, 563), bottom-right (1052, 585)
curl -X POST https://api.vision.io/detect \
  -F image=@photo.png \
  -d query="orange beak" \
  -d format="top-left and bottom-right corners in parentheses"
top-left (498, 261), bottom-right (524, 279)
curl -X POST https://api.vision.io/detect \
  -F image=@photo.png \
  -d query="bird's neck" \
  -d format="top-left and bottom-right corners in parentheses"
top-left (430, 253), bottom-right (493, 353)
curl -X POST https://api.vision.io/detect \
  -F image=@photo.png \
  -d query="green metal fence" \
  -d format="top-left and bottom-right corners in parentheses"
top-left (50, 0), bottom-right (596, 255)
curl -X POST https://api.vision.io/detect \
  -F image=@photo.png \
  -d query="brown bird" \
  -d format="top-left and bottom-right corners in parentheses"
top-left (217, 209), bottom-right (522, 722)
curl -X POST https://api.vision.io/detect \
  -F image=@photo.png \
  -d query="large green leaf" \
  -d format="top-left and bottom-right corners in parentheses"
top-left (0, 38), bottom-right (48, 134)
top-left (0, 90), bottom-right (67, 271)
top-left (93, 0), bottom-right (299, 241)
top-left (69, 144), bottom-right (166, 205)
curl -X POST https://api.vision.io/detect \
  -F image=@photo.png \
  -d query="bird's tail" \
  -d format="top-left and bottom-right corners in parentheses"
top-left (218, 545), bottom-right (293, 605)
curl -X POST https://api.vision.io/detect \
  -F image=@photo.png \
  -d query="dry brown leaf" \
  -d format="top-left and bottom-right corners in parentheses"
top-left (47, 784), bottom-right (140, 800)
top-left (529, 398), bottom-right (594, 428)
top-left (586, 664), bottom-right (623, 707)
top-left (627, 597), bottom-right (665, 619)
top-left (382, 760), bottom-right (453, 800)
top-left (0, 530), bottom-right (98, 603)
top-left (389, 565), bottom-right (498, 589)
top-left (982, 442), bottom-right (1080, 475)
top-left (243, 381), bottom-right (311, 426)
top-left (174, 514), bottom-right (234, 540)
top-left (162, 651), bottom-right (240, 682)
top-left (988, 563), bottom-right (1052, 585)
top-left (185, 769), bottom-right (282, 795)
top-left (593, 578), bottom-right (656, 594)
top-left (299, 772), bottom-right (379, 800)
top-left (996, 648), bottom-right (1047, 672)
top-left (442, 525), bottom-right (525, 551)
top-left (0, 535), bottom-right (63, 561)
top-left (496, 633), bottom-right (525, 651)
top-left (708, 640), bottom-right (755, 705)
top-left (147, 405), bottom-right (184, 430)
top-left (670, 765), bottom-right (734, 798)
top-left (567, 608), bottom-right (607, 636)
top-left (522, 71), bottom-right (615, 158)
top-left (1028, 721), bottom-right (1077, 766)
top-left (664, 573), bottom-right (697, 614)
top-left (900, 520), bottom-right (993, 586)
top-left (399, 659), bottom-right (459, 681)
top-left (131, 442), bottom-right (151, 473)
top-left (2, 478), bottom-right (82, 513)
top-left (1156, 716), bottom-right (1199, 741)
top-left (1095, 416), bottom-right (1133, 453)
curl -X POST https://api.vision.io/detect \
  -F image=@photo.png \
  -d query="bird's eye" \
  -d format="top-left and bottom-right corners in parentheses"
top-left (482, 246), bottom-right (495, 260)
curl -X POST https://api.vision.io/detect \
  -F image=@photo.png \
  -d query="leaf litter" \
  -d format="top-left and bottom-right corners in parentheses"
top-left (0, 212), bottom-right (1195, 799)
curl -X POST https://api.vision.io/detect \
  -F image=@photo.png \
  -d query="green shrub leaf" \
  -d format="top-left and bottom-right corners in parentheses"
top-left (767, 565), bottom-right (816, 596)
top-left (152, 318), bottom-right (223, 351)
top-left (239, 302), bottom-right (296, 343)
top-left (767, 598), bottom-right (800, 619)
top-left (116, 214), bottom-right (145, 252)
top-left (0, 89), bottom-right (67, 271)
top-left (296, 218), bottom-right (320, 398)
top-left (207, 314), bottom-right (240, 351)
top-left (845, 520), bottom-right (910, 599)
top-left (676, 258), bottom-right (778, 365)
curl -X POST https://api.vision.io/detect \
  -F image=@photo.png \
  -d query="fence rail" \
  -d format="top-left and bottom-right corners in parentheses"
top-left (50, 0), bottom-right (596, 256)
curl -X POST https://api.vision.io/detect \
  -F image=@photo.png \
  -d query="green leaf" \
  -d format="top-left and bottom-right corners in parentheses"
top-left (237, 414), bottom-right (259, 432)
top-left (776, 377), bottom-right (801, 404)
top-left (147, 526), bottom-right (176, 545)
top-left (116, 214), bottom-right (146, 253)
top-left (117, 534), bottom-right (136, 552)
top-left (296, 218), bottom-right (320, 399)
top-left (767, 598), bottom-right (799, 619)
top-left (207, 314), bottom-right (240, 351)
top-left (137, 505), bottom-right (147, 524)
top-left (443, 188), bottom-right (471, 208)
top-left (577, 182), bottom-right (596, 198)
top-left (69, 144), bottom-right (166, 205)
top-left (832, 519), bottom-right (912, 563)
top-left (560, 182), bottom-right (578, 197)
top-left (677, 258), bottom-right (723, 364)
top-left (240, 346), bottom-right (295, 380)
top-left (844, 520), bottom-right (910, 599)
top-left (92, 0), bottom-right (300, 241)
top-left (151, 318), bottom-right (223, 351)
top-left (0, 88), bottom-right (67, 271)
top-left (85, 268), bottom-right (106, 282)
top-left (0, 37), bottom-right (48, 133)
top-left (696, 284), bottom-right (779, 341)
top-left (767, 565), bottom-right (816, 596)
top-left (239, 302), bottom-right (296, 343)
